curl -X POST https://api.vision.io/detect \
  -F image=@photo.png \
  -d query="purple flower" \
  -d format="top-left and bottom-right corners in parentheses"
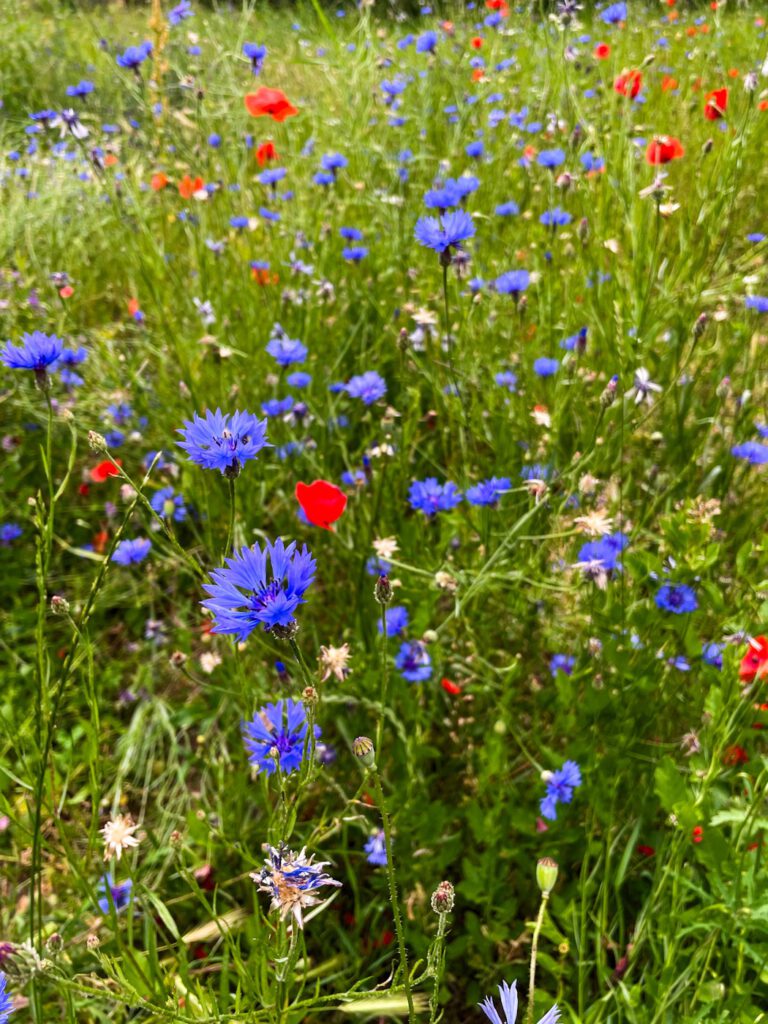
top-left (495, 270), bottom-right (529, 294)
top-left (243, 42), bottom-right (267, 74)
top-left (0, 523), bottom-right (22, 546)
top-left (655, 583), bottom-right (697, 614)
top-left (364, 830), bottom-right (387, 866)
top-left (378, 605), bottom-right (409, 637)
top-left (111, 538), bottom-right (152, 566)
top-left (732, 441), bottom-right (768, 464)
top-left (177, 409), bottom-right (269, 476)
top-left (1, 331), bottom-right (64, 372)
top-left (116, 41), bottom-right (152, 69)
top-left (534, 357), bottom-right (559, 377)
top-left (202, 538), bottom-right (316, 639)
top-left (466, 477), bottom-right (511, 507)
top-left (150, 486), bottom-right (187, 522)
top-left (242, 698), bottom-right (319, 775)
top-left (97, 874), bottom-right (133, 914)
top-left (479, 979), bottom-right (559, 1024)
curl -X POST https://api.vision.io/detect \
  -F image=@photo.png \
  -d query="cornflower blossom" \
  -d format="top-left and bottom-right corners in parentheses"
top-left (253, 843), bottom-right (341, 928)
top-left (378, 605), bottom-right (409, 636)
top-left (408, 478), bottom-right (462, 515)
top-left (0, 972), bottom-right (11, 1024)
top-left (242, 698), bottom-right (319, 775)
top-left (202, 538), bottom-right (316, 639)
top-left (101, 814), bottom-right (141, 861)
top-left (466, 477), bottom-right (512, 507)
top-left (116, 41), bottom-right (152, 70)
top-left (395, 640), bottom-right (432, 682)
top-left (540, 760), bottom-right (582, 820)
top-left (1, 331), bottom-right (64, 378)
top-left (243, 42), bottom-right (267, 74)
top-left (480, 979), bottom-right (560, 1024)
top-left (364, 830), bottom-right (387, 866)
top-left (111, 538), bottom-right (152, 566)
top-left (318, 643), bottom-right (351, 682)
top-left (344, 370), bottom-right (387, 405)
top-left (626, 368), bottom-right (662, 405)
top-left (97, 874), bottom-right (133, 914)
top-left (414, 209), bottom-right (475, 257)
top-left (177, 409), bottom-right (269, 477)
top-left (655, 583), bottom-right (697, 614)
top-left (150, 487), bottom-right (187, 522)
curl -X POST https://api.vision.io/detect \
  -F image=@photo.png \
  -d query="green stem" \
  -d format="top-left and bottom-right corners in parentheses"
top-left (370, 769), bottom-right (415, 1024)
top-left (375, 604), bottom-right (389, 756)
top-left (225, 475), bottom-right (236, 560)
top-left (527, 890), bottom-right (550, 1024)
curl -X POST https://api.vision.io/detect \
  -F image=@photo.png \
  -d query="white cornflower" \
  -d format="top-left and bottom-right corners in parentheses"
top-left (101, 814), bottom-right (141, 862)
top-left (318, 643), bottom-right (351, 682)
top-left (573, 510), bottom-right (614, 536)
top-left (373, 536), bottom-right (399, 560)
top-left (626, 367), bottom-right (662, 405)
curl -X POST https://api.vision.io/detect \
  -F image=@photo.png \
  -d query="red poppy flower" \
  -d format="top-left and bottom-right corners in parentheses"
top-left (178, 174), bottom-right (204, 199)
top-left (760, 100), bottom-right (768, 112)
top-left (593, 43), bottom-right (610, 59)
top-left (92, 530), bottom-right (109, 554)
top-left (661, 75), bottom-right (678, 92)
top-left (78, 483), bottom-right (89, 497)
top-left (255, 140), bottom-right (278, 166)
top-left (59, 285), bottom-right (74, 299)
top-left (151, 172), bottom-right (169, 191)
top-left (128, 297), bottom-right (141, 318)
top-left (471, 68), bottom-right (485, 82)
top-left (90, 459), bottom-right (121, 483)
top-left (704, 87), bottom-right (727, 120)
top-left (441, 677), bottom-right (462, 695)
top-left (486, 0), bottom-right (509, 14)
top-left (295, 480), bottom-right (347, 530)
top-left (692, 825), bottom-right (704, 844)
top-left (739, 636), bottom-right (768, 682)
top-left (723, 745), bottom-right (748, 766)
top-left (614, 70), bottom-right (643, 99)
top-left (245, 87), bottom-right (298, 122)
top-left (104, 153), bottom-right (119, 168)
top-left (471, 36), bottom-right (483, 49)
top-left (441, 21), bottom-right (454, 34)
top-left (637, 844), bottom-right (655, 857)
top-left (645, 136), bottom-right (685, 165)
top-left (251, 266), bottom-right (278, 286)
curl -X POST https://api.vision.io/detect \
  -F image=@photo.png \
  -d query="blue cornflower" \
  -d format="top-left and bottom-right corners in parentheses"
top-left (343, 246), bottom-right (368, 262)
top-left (116, 41), bottom-right (152, 69)
top-left (202, 538), bottom-right (316, 639)
top-left (177, 409), bottom-right (269, 476)
top-left (379, 605), bottom-right (409, 637)
top-left (600, 1), bottom-right (626, 23)
top-left (495, 270), bottom-right (529, 294)
top-left (424, 182), bottom-right (462, 210)
top-left (313, 171), bottom-right (335, 187)
top-left (537, 148), bottom-right (565, 168)
top-left (466, 477), bottom-right (511, 507)
top-left (732, 441), bottom-right (768, 464)
top-left (58, 345), bottom-right (87, 367)
top-left (266, 335), bottom-right (307, 367)
top-left (321, 152), bottom-right (347, 173)
top-left (534, 357), bottom-right (559, 377)
top-left (702, 642), bottom-right (723, 670)
top-left (0, 523), bottom-right (22, 546)
top-left (395, 640), bottom-right (432, 682)
top-left (495, 200), bottom-right (520, 217)
top-left (747, 233), bottom-right (765, 244)
top-left (112, 538), bottom-right (152, 566)
top-left (479, 978), bottom-right (559, 1024)
top-left (340, 226), bottom-right (363, 240)
top-left (0, 973), bottom-right (10, 1024)
top-left (414, 210), bottom-right (475, 255)
top-left (97, 874), bottom-right (133, 914)
top-left (409, 478), bottom-right (462, 515)
top-left (745, 296), bottom-right (768, 313)
top-left (381, 79), bottom-right (407, 104)
top-left (655, 583), bottom-right (698, 614)
top-left (495, 370), bottom-right (518, 391)
top-left (344, 370), bottom-right (387, 405)
top-left (576, 532), bottom-right (628, 574)
top-left (466, 140), bottom-right (484, 158)
top-left (242, 698), bottom-right (319, 774)
top-left (169, 0), bottom-right (194, 25)
top-left (150, 486), bottom-right (187, 522)
top-left (262, 396), bottom-right (294, 418)
top-left (66, 80), bottom-right (94, 98)
top-left (540, 207), bottom-right (571, 228)
top-left (287, 371), bottom-right (311, 388)
top-left (550, 653), bottom-right (575, 677)
top-left (256, 844), bottom-right (341, 927)
top-left (540, 760), bottom-right (582, 820)
top-left (580, 152), bottom-right (605, 173)
top-left (416, 30), bottom-right (438, 53)
top-left (364, 830), bottom-right (387, 866)
top-left (259, 168), bottom-right (287, 186)
top-left (367, 556), bottom-right (391, 576)
top-left (243, 42), bottom-right (267, 74)
top-left (2, 330), bottom-right (64, 373)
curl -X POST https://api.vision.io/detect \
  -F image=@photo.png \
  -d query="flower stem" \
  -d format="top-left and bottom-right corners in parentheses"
top-left (369, 768), bottom-right (415, 1024)
top-left (527, 890), bottom-right (550, 1024)
top-left (375, 604), bottom-right (389, 755)
top-left (225, 476), bottom-right (236, 560)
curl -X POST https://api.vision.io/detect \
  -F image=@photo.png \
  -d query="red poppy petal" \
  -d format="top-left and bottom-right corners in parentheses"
top-left (296, 480), bottom-right (347, 530)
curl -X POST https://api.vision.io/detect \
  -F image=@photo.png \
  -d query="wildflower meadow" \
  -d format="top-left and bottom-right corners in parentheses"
top-left (2, 0), bottom-right (768, 1020)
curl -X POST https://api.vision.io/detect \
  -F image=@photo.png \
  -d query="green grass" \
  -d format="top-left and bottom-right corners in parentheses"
top-left (1, 1), bottom-right (768, 1022)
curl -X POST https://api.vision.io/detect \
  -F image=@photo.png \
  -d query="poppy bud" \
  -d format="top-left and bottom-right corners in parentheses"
top-left (353, 736), bottom-right (376, 768)
top-left (536, 857), bottom-right (559, 894)
top-left (430, 880), bottom-right (455, 914)
top-left (374, 575), bottom-right (394, 605)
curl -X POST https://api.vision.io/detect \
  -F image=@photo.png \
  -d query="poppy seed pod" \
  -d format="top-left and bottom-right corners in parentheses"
top-left (352, 736), bottom-right (376, 768)
top-left (536, 857), bottom-right (559, 894)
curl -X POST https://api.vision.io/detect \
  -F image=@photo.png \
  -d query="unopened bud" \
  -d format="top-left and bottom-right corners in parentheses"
top-left (536, 857), bottom-right (559, 894)
top-left (86, 934), bottom-right (100, 951)
top-left (45, 933), bottom-right (63, 955)
top-left (600, 374), bottom-right (618, 408)
top-left (353, 736), bottom-right (376, 768)
top-left (693, 312), bottom-right (708, 338)
top-left (702, 138), bottom-right (713, 156)
top-left (270, 620), bottom-right (299, 641)
top-left (302, 685), bottom-right (319, 708)
top-left (88, 430), bottom-right (108, 452)
top-left (170, 650), bottom-right (187, 668)
top-left (374, 575), bottom-right (394, 605)
top-left (50, 595), bottom-right (70, 616)
top-left (578, 217), bottom-right (589, 244)
top-left (430, 880), bottom-right (455, 914)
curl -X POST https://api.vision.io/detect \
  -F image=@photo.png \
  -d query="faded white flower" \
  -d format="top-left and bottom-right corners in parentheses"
top-left (101, 814), bottom-right (141, 862)
top-left (253, 843), bottom-right (341, 929)
top-left (373, 536), bottom-right (399, 560)
top-left (318, 643), bottom-right (351, 683)
top-left (626, 368), bottom-right (662, 405)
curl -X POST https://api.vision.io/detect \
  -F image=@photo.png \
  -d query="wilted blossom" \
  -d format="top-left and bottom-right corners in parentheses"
top-left (253, 843), bottom-right (341, 928)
